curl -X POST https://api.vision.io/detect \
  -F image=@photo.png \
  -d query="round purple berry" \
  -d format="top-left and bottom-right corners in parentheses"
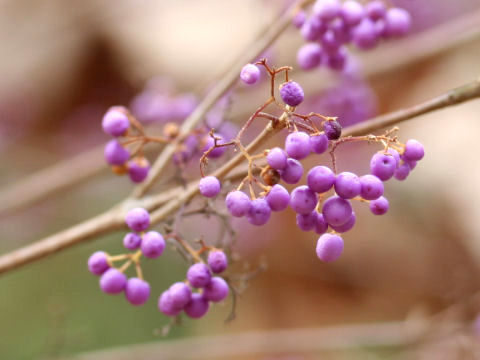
top-left (394, 162), bottom-right (410, 181)
top-left (296, 211), bottom-right (318, 231)
top-left (247, 198), bottom-right (271, 226)
top-left (102, 106), bottom-right (129, 137)
top-left (314, 213), bottom-right (328, 235)
top-left (203, 277), bottom-right (229, 302)
top-left (370, 152), bottom-right (396, 181)
top-left (187, 263), bottom-right (212, 288)
top-left (225, 191), bottom-right (251, 217)
top-left (365, 1), bottom-right (386, 20)
top-left (385, 8), bottom-right (411, 37)
top-left (184, 293), bottom-right (210, 319)
top-left (123, 232), bottom-right (142, 250)
top-left (323, 120), bottom-right (342, 140)
top-left (88, 251), bottom-right (110, 276)
top-left (208, 250), bottom-right (228, 274)
top-left (280, 158), bottom-right (304, 184)
top-left (125, 277), bottom-right (150, 305)
top-left (141, 231), bottom-right (165, 258)
top-left (301, 17), bottom-right (327, 41)
top-left (341, 0), bottom-right (365, 26)
top-left (127, 158), bottom-right (150, 183)
top-left (266, 184), bottom-right (290, 212)
top-left (387, 148), bottom-right (401, 168)
top-left (325, 47), bottom-right (347, 71)
top-left (352, 18), bottom-right (378, 50)
top-left (307, 165), bottom-right (335, 193)
top-left (100, 268), bottom-right (127, 294)
top-left (297, 43), bottom-right (323, 70)
top-left (169, 282), bottom-right (192, 309)
top-left (369, 196), bottom-right (389, 215)
top-left (290, 185), bottom-right (318, 215)
top-left (292, 10), bottom-right (306, 28)
top-left (240, 64), bottom-right (261, 85)
top-left (322, 195), bottom-right (353, 227)
top-left (202, 134), bottom-right (227, 159)
top-left (316, 233), bottom-right (344, 262)
top-left (359, 174), bottom-right (384, 200)
top-left (158, 290), bottom-right (182, 316)
top-left (334, 172), bottom-right (361, 199)
top-left (403, 139), bottom-right (424, 161)
top-left (279, 81), bottom-right (304, 107)
top-left (285, 131), bottom-right (311, 160)
top-left (267, 147), bottom-right (288, 170)
top-left (104, 139), bottom-right (130, 166)
top-left (330, 211), bottom-right (356, 233)
top-left (321, 30), bottom-right (340, 53)
top-left (313, 0), bottom-right (341, 21)
top-left (310, 133), bottom-right (328, 154)
top-left (199, 176), bottom-right (221, 198)
top-left (125, 207), bottom-right (150, 232)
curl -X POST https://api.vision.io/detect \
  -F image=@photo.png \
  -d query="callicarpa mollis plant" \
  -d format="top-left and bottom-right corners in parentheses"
top-left (90, 55), bottom-right (424, 323)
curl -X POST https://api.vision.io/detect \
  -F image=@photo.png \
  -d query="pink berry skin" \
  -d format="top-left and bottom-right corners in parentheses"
top-left (384, 8), bottom-right (411, 37)
top-left (88, 251), bottom-right (110, 276)
top-left (279, 81), bottom-right (304, 107)
top-left (225, 191), bottom-right (251, 217)
top-left (208, 251), bottom-right (228, 274)
top-left (203, 277), bottom-right (229, 302)
top-left (313, 0), bottom-right (341, 22)
top-left (141, 231), bottom-right (166, 259)
top-left (104, 140), bottom-right (130, 166)
top-left (240, 64), bottom-right (261, 85)
top-left (187, 263), bottom-right (212, 288)
top-left (102, 106), bottom-right (129, 137)
top-left (158, 290), bottom-right (182, 317)
top-left (125, 278), bottom-right (150, 306)
top-left (99, 268), bottom-right (127, 294)
top-left (125, 208), bottom-right (150, 232)
top-left (184, 293), bottom-right (210, 319)
top-left (341, 0), bottom-right (365, 26)
top-left (316, 233), bottom-right (344, 262)
top-left (199, 176), bottom-right (221, 198)
top-left (369, 196), bottom-right (389, 215)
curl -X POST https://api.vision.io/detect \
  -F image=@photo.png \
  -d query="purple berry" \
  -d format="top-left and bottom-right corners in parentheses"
top-left (104, 139), bottom-right (130, 166)
top-left (394, 162), bottom-right (410, 181)
top-left (321, 30), bottom-right (340, 53)
top-left (325, 47), bottom-right (347, 71)
top-left (385, 8), bottom-right (411, 37)
top-left (208, 251), bottom-right (228, 274)
top-left (334, 172), bottom-right (361, 199)
top-left (322, 195), bottom-right (353, 226)
top-left (125, 278), bottom-right (150, 305)
top-left (323, 120), bottom-right (342, 140)
top-left (279, 81), bottom-right (304, 107)
top-left (199, 176), bottom-right (221, 198)
top-left (297, 43), bottom-right (323, 70)
top-left (141, 231), bottom-right (165, 258)
top-left (280, 158), bottom-right (304, 184)
top-left (310, 133), bottom-right (328, 154)
top-left (314, 213), bottom-right (328, 235)
top-left (290, 185), bottom-right (318, 215)
top-left (370, 152), bottom-right (396, 181)
top-left (292, 10), bottom-right (306, 28)
top-left (341, 0), bottom-right (365, 26)
top-left (296, 211), bottom-right (318, 231)
top-left (125, 207), bottom-right (150, 232)
top-left (187, 263), bottom-right (212, 288)
top-left (313, 0), bottom-right (341, 21)
top-left (352, 18), bottom-right (378, 50)
top-left (100, 268), bottom-right (127, 294)
top-left (359, 174), bottom-right (384, 200)
top-left (301, 17), bottom-right (327, 41)
top-left (240, 64), bottom-right (261, 85)
top-left (158, 290), bottom-right (182, 316)
top-left (285, 132), bottom-right (311, 160)
top-left (169, 282), bottom-right (192, 309)
top-left (266, 184), bottom-right (290, 212)
top-left (316, 233), bottom-right (344, 262)
top-left (203, 277), bottom-right (229, 302)
top-left (267, 147), bottom-right (288, 170)
top-left (330, 18), bottom-right (352, 44)
top-left (127, 158), bottom-right (150, 183)
top-left (123, 232), bottom-right (142, 250)
top-left (88, 251), bottom-right (110, 276)
top-left (202, 134), bottom-right (227, 159)
top-left (102, 106), bottom-right (129, 137)
top-left (247, 198), bottom-right (271, 226)
top-left (184, 293), bottom-right (209, 319)
top-left (403, 139), bottom-right (424, 161)
top-left (365, 1), bottom-right (386, 20)
top-left (307, 165), bottom-right (335, 193)
top-left (369, 196), bottom-right (389, 215)
top-left (330, 211), bottom-right (356, 233)
top-left (225, 191), bottom-right (251, 217)
top-left (387, 148), bottom-right (401, 168)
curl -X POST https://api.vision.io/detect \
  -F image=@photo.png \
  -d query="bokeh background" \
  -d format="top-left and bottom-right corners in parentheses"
top-left (1, 0), bottom-right (480, 359)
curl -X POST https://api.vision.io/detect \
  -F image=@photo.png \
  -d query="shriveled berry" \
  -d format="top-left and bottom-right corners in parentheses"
top-left (323, 120), bottom-right (342, 140)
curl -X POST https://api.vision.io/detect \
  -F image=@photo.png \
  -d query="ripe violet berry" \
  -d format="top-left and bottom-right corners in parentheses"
top-left (370, 196), bottom-right (389, 215)
top-left (285, 131), bottom-right (311, 160)
top-left (323, 120), bottom-right (342, 140)
top-left (297, 43), bottom-right (323, 70)
top-left (88, 251), bottom-right (110, 276)
top-left (314, 213), bottom-right (329, 235)
top-left (394, 163), bottom-right (410, 181)
top-left (123, 232), bottom-right (142, 250)
top-left (266, 184), bottom-right (290, 212)
top-left (202, 134), bottom-right (227, 159)
top-left (310, 133), bottom-right (328, 154)
top-left (125, 278), bottom-right (151, 305)
top-left (208, 250), bottom-right (228, 274)
top-left (366, 1), bottom-right (386, 20)
top-left (316, 233), bottom-right (344, 262)
top-left (203, 277), bottom-right (229, 302)
top-left (280, 158), bottom-right (304, 184)
top-left (158, 290), bottom-right (182, 317)
top-left (141, 231), bottom-right (166, 258)
top-left (187, 263), bottom-right (212, 288)
top-left (184, 293), bottom-right (210, 319)
top-left (307, 166), bottom-right (335, 193)
top-left (247, 198), bottom-right (271, 226)
top-left (330, 212), bottom-right (356, 233)
top-left (100, 268), bottom-right (127, 294)
top-left (169, 282), bottom-right (192, 309)
top-left (125, 208), bottom-right (150, 232)
top-left (385, 8), bottom-right (411, 37)
top-left (370, 152), bottom-right (397, 181)
top-left (104, 139), bottom-right (130, 166)
top-left (225, 191), bottom-right (251, 217)
top-left (240, 64), bottom-right (261, 85)
top-left (290, 186), bottom-right (318, 215)
top-left (403, 139), bottom-right (425, 161)
top-left (199, 176), bottom-right (221, 198)
top-left (279, 81), bottom-right (304, 107)
top-left (127, 158), bottom-right (150, 183)
top-left (322, 195), bottom-right (353, 227)
top-left (296, 211), bottom-right (318, 231)
top-left (102, 106), bottom-right (129, 137)
top-left (334, 172), bottom-right (361, 199)
top-left (341, 0), bottom-right (365, 26)
top-left (267, 147), bottom-right (288, 170)
top-left (359, 174), bottom-right (384, 200)
top-left (313, 0), bottom-right (341, 21)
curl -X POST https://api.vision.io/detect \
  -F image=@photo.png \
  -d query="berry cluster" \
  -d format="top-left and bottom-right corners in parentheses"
top-left (293, 0), bottom-right (412, 71)
top-left (88, 208), bottom-right (230, 319)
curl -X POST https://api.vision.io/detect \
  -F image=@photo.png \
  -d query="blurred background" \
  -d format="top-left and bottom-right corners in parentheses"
top-left (1, 0), bottom-right (480, 359)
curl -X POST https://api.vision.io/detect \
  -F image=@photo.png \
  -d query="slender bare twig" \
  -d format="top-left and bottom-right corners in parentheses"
top-left (0, 77), bottom-right (480, 276)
